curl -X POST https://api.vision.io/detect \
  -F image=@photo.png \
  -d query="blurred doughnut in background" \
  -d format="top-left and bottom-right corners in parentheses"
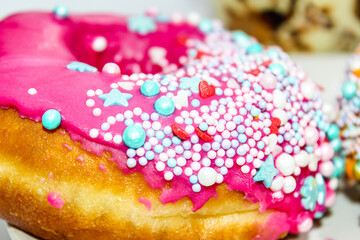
top-left (213, 0), bottom-right (360, 52)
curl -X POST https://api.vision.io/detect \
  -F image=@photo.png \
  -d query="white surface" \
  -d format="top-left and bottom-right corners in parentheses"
top-left (0, 0), bottom-right (214, 20)
top-left (0, 1), bottom-right (359, 239)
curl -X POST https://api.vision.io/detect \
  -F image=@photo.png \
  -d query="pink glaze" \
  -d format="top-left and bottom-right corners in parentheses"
top-left (255, 211), bottom-right (290, 240)
top-left (47, 192), bottom-right (65, 209)
top-left (138, 196), bottom-right (152, 211)
top-left (0, 11), bottom-right (338, 236)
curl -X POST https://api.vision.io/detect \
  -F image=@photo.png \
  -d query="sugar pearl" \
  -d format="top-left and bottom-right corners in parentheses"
top-left (301, 82), bottom-right (316, 100)
top-left (184, 167), bottom-right (193, 176)
top-left (191, 162), bottom-right (201, 171)
top-left (164, 171), bottom-right (174, 181)
top-left (28, 88), bottom-right (37, 95)
top-left (294, 151), bottom-right (310, 167)
top-left (319, 161), bottom-right (334, 177)
top-left (304, 126), bottom-right (319, 145)
top-left (321, 143), bottom-right (334, 161)
top-left (86, 99), bottom-right (95, 107)
top-left (241, 165), bottom-right (250, 173)
top-left (102, 63), bottom-right (121, 74)
top-left (177, 157), bottom-right (186, 166)
top-left (198, 167), bottom-right (217, 186)
top-left (283, 176), bottom-right (296, 193)
top-left (156, 162), bottom-right (165, 172)
top-left (92, 36), bottom-right (107, 52)
top-left (93, 108), bottom-right (102, 116)
top-left (273, 90), bottom-right (286, 109)
top-left (276, 153), bottom-right (295, 176)
top-left (237, 157), bottom-right (245, 165)
top-left (270, 176), bottom-right (285, 191)
top-left (298, 218), bottom-right (313, 233)
top-left (272, 109), bottom-right (288, 125)
top-left (133, 107), bottom-right (142, 116)
top-left (89, 129), bottom-right (99, 138)
top-left (259, 73), bottom-right (277, 89)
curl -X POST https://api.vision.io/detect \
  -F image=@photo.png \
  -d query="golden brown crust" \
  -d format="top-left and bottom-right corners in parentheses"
top-left (0, 108), bottom-right (287, 239)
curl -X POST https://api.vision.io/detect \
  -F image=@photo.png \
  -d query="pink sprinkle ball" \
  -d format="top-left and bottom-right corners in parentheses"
top-left (102, 63), bottom-right (121, 75)
top-left (259, 73), bottom-right (277, 89)
top-left (304, 126), bottom-right (319, 145)
top-left (47, 193), bottom-right (65, 209)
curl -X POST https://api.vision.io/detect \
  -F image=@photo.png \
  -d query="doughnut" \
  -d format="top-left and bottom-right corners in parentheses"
top-left (338, 45), bottom-right (360, 182)
top-left (0, 7), bottom-right (339, 240)
top-left (213, 0), bottom-right (360, 52)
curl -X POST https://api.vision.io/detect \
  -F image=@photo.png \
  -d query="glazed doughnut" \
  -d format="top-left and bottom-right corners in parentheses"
top-left (338, 45), bottom-right (360, 182)
top-left (0, 7), bottom-right (339, 240)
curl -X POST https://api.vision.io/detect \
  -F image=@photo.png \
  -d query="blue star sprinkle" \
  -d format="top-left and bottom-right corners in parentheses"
top-left (253, 154), bottom-right (279, 188)
top-left (179, 76), bottom-right (202, 93)
top-left (99, 89), bottom-right (133, 107)
top-left (66, 61), bottom-right (98, 72)
top-left (128, 15), bottom-right (156, 35)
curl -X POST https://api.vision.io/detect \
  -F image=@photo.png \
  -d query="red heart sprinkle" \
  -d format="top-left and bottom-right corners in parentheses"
top-left (171, 123), bottom-right (190, 140)
top-left (195, 128), bottom-right (213, 142)
top-left (270, 117), bottom-right (281, 134)
top-left (199, 81), bottom-right (215, 99)
top-left (176, 34), bottom-right (188, 45)
top-left (247, 69), bottom-right (261, 76)
top-left (262, 60), bottom-right (272, 67)
top-left (195, 51), bottom-right (208, 59)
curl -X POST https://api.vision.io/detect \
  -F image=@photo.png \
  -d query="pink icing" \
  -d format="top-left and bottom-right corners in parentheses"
top-left (138, 196), bottom-right (152, 211)
top-left (47, 192), bottom-right (65, 209)
top-left (0, 11), bottom-right (337, 236)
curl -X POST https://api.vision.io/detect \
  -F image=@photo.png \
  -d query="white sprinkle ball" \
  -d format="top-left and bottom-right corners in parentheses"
top-left (86, 99), bottom-right (95, 107)
top-left (92, 108), bottom-right (102, 116)
top-left (270, 176), bottom-right (285, 191)
top-left (184, 167), bottom-right (193, 176)
top-left (241, 165), bottom-right (250, 174)
top-left (92, 36), bottom-right (108, 52)
top-left (87, 89), bottom-right (95, 97)
top-left (89, 129), bottom-right (99, 138)
top-left (283, 176), bottom-right (296, 193)
top-left (124, 110), bottom-right (134, 119)
top-left (177, 157), bottom-right (186, 166)
top-left (152, 121), bottom-right (161, 130)
top-left (95, 89), bottom-right (103, 95)
top-left (133, 107), bottom-right (142, 116)
top-left (275, 153), bottom-right (296, 176)
top-left (28, 88), bottom-right (37, 95)
top-left (113, 134), bottom-right (122, 144)
top-left (107, 116), bottom-right (116, 125)
top-left (198, 167), bottom-right (217, 187)
top-left (142, 121), bottom-right (151, 129)
top-left (156, 162), bottom-right (165, 172)
top-left (102, 63), bottom-right (121, 74)
top-left (104, 133), bottom-right (113, 142)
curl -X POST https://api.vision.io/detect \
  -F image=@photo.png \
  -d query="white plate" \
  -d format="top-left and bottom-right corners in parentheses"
top-left (6, 224), bottom-right (37, 240)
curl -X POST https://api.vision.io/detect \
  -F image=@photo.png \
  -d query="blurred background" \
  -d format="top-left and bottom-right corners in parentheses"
top-left (1, 0), bottom-right (360, 52)
top-left (0, 1), bottom-right (360, 240)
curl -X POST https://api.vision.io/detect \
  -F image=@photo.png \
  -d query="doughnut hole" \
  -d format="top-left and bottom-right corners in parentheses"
top-left (64, 22), bottom-right (204, 75)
